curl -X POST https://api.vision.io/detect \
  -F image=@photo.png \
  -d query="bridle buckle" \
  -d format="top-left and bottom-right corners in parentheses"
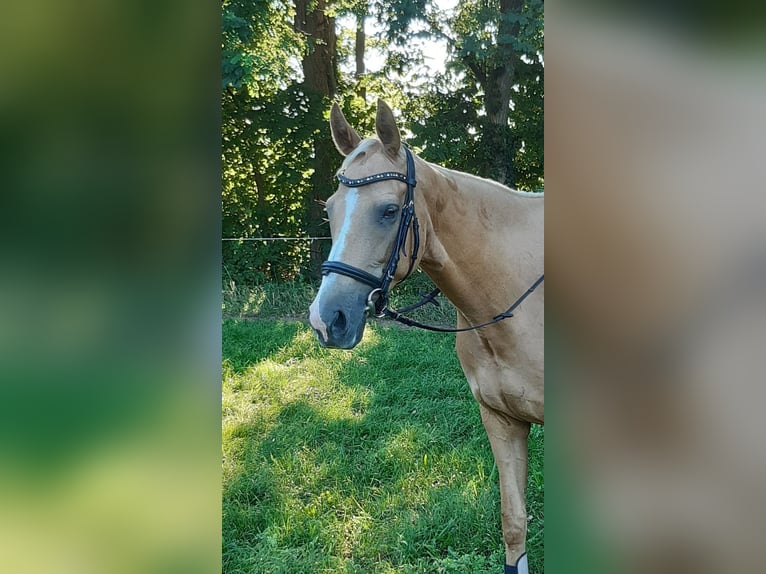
top-left (366, 288), bottom-right (386, 318)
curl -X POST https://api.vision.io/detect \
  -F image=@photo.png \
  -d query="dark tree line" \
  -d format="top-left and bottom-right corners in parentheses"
top-left (222, 0), bottom-right (543, 283)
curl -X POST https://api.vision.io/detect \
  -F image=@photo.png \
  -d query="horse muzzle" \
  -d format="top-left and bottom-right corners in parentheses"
top-left (309, 289), bottom-right (368, 349)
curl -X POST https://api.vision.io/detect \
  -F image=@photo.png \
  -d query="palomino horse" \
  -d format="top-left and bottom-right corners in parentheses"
top-left (309, 100), bottom-right (544, 574)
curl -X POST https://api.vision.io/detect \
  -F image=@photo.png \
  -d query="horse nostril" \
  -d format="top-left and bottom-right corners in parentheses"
top-left (333, 310), bottom-right (347, 333)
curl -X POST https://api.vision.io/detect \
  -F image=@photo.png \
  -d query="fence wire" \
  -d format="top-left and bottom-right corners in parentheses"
top-left (222, 237), bottom-right (331, 242)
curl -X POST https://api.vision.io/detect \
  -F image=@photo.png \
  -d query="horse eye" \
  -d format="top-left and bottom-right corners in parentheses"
top-left (382, 205), bottom-right (399, 219)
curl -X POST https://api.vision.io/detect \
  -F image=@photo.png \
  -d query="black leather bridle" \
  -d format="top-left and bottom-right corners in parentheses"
top-left (321, 145), bottom-right (544, 332)
top-left (321, 146), bottom-right (420, 317)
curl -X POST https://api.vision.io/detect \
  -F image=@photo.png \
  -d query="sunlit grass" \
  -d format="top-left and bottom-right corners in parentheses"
top-left (222, 319), bottom-right (543, 573)
top-left (222, 272), bottom-right (458, 327)
top-left (222, 280), bottom-right (316, 318)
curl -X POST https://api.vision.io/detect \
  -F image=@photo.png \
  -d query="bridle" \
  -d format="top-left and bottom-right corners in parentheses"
top-left (321, 145), bottom-right (544, 333)
top-left (321, 146), bottom-right (420, 317)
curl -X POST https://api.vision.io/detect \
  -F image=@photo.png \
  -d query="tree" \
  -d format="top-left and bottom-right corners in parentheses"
top-left (222, 0), bottom-right (317, 281)
top-left (456, 0), bottom-right (522, 184)
top-left (223, 0), bottom-right (300, 91)
top-left (220, 0), bottom-right (544, 285)
top-left (294, 0), bottom-right (340, 277)
top-left (378, 0), bottom-right (544, 188)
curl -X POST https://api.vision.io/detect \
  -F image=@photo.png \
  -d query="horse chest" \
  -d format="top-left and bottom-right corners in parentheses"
top-left (456, 332), bottom-right (544, 424)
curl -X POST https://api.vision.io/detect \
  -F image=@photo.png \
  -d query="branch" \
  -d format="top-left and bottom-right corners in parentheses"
top-left (462, 53), bottom-right (486, 85)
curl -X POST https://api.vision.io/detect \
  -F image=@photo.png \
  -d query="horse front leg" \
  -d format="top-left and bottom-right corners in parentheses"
top-left (480, 404), bottom-right (531, 574)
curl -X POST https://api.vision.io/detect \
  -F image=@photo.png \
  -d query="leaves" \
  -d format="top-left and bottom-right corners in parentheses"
top-left (222, 0), bottom-right (544, 283)
top-left (222, 0), bottom-right (302, 90)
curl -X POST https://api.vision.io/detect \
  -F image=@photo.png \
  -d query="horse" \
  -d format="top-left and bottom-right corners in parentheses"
top-left (309, 100), bottom-right (544, 574)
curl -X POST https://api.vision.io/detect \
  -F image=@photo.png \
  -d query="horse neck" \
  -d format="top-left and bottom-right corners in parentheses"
top-left (416, 161), bottom-right (544, 322)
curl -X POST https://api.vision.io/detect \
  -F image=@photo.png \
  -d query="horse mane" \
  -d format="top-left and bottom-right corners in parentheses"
top-left (339, 142), bottom-right (542, 200)
top-left (430, 162), bottom-right (544, 199)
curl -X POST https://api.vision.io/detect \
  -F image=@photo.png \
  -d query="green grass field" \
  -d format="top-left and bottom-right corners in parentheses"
top-left (222, 316), bottom-right (543, 573)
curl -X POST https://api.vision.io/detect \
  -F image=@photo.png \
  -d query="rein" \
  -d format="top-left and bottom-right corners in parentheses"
top-left (320, 146), bottom-right (543, 333)
top-left (380, 275), bottom-right (544, 333)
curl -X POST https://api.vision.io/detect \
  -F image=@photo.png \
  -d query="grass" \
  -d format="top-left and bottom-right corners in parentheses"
top-left (222, 271), bottom-right (458, 327)
top-left (222, 317), bottom-right (544, 573)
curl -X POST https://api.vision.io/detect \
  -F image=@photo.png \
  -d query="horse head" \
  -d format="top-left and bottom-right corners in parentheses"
top-left (309, 100), bottom-right (424, 349)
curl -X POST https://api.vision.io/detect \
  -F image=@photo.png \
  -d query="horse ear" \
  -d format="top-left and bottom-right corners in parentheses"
top-left (375, 100), bottom-right (401, 158)
top-left (329, 102), bottom-right (361, 156)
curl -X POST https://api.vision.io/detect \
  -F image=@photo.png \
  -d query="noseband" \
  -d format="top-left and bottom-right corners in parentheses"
top-left (321, 146), bottom-right (420, 316)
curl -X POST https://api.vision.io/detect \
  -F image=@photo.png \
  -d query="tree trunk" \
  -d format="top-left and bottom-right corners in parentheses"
top-left (294, 0), bottom-right (337, 96)
top-left (479, 0), bottom-right (522, 186)
top-left (294, 0), bottom-right (338, 278)
top-left (355, 10), bottom-right (366, 101)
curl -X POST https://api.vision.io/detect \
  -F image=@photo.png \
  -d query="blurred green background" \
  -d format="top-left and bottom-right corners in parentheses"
top-left (0, 2), bottom-right (221, 572)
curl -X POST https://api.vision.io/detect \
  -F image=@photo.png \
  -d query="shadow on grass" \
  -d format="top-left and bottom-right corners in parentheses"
top-left (222, 319), bottom-right (542, 574)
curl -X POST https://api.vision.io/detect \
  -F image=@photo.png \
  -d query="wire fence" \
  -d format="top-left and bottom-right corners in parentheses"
top-left (222, 237), bottom-right (332, 242)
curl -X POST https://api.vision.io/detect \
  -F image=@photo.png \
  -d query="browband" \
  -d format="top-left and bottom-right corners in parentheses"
top-left (337, 171), bottom-right (409, 187)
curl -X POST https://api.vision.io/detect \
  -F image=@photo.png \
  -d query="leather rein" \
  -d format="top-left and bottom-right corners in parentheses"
top-left (320, 146), bottom-right (543, 333)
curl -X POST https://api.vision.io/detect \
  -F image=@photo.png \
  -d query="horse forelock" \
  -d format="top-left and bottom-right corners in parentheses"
top-left (339, 138), bottom-right (403, 175)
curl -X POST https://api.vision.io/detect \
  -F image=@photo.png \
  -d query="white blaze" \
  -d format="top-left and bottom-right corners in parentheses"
top-left (309, 189), bottom-right (359, 341)
top-left (327, 188), bottom-right (358, 261)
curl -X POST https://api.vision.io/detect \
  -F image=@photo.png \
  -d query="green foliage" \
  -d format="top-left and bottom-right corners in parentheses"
top-left (222, 0), bottom-right (302, 90)
top-left (403, 81), bottom-right (482, 171)
top-left (450, 0), bottom-right (544, 187)
top-left (222, 0), bottom-right (544, 284)
top-left (510, 58), bottom-right (544, 190)
top-left (222, 82), bottom-right (325, 280)
top-left (374, 0), bottom-right (544, 188)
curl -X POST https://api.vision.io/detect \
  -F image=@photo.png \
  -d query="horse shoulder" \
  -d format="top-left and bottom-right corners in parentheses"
top-left (456, 322), bottom-right (544, 425)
